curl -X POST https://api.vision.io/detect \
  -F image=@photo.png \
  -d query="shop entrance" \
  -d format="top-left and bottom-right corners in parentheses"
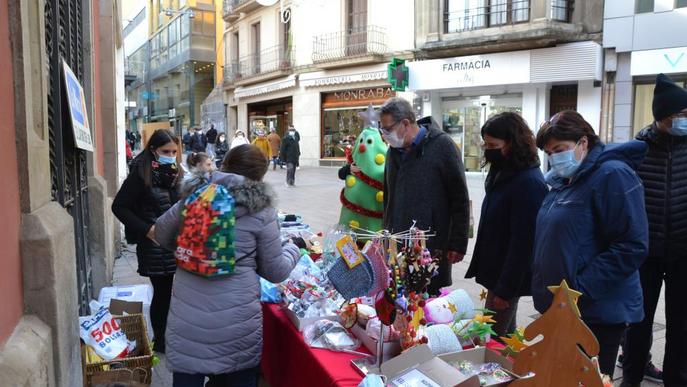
top-left (442, 94), bottom-right (522, 172)
top-left (247, 97), bottom-right (292, 139)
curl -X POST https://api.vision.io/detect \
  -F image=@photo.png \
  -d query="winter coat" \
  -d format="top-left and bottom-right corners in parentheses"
top-left (466, 165), bottom-right (547, 299)
top-left (252, 137), bottom-right (272, 159)
top-left (154, 172), bottom-right (300, 375)
top-left (635, 123), bottom-right (687, 262)
top-left (206, 128), bottom-right (218, 144)
top-left (230, 136), bottom-right (249, 149)
top-left (383, 117), bottom-right (470, 291)
top-left (190, 133), bottom-right (207, 152)
top-left (280, 135), bottom-right (300, 165)
top-left (182, 132), bottom-right (192, 151)
top-left (215, 139), bottom-right (229, 163)
top-left (532, 141), bottom-right (649, 325)
top-left (267, 133), bottom-right (281, 157)
top-left (111, 157), bottom-right (179, 277)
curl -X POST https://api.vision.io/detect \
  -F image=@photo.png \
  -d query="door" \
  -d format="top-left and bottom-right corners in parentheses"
top-left (346, 0), bottom-right (367, 56)
top-left (45, 0), bottom-right (93, 315)
top-left (251, 22), bottom-right (261, 74)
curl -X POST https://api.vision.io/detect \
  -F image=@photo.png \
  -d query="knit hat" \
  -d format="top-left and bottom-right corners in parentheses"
top-left (653, 73), bottom-right (687, 121)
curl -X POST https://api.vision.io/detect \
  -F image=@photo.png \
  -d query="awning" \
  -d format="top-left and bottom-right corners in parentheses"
top-left (234, 74), bottom-right (297, 100)
top-left (300, 64), bottom-right (389, 88)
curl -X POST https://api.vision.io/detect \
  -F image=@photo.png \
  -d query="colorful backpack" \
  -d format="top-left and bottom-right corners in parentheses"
top-left (175, 183), bottom-right (237, 278)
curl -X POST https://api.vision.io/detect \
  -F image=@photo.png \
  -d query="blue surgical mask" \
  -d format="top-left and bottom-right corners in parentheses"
top-left (669, 117), bottom-right (687, 136)
top-left (550, 142), bottom-right (582, 179)
top-left (157, 155), bottom-right (176, 165)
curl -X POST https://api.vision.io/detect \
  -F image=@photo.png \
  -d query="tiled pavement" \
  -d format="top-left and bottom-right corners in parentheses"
top-left (112, 166), bottom-right (664, 386)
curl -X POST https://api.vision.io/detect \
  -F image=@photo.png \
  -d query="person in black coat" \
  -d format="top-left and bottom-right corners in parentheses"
top-left (622, 74), bottom-right (687, 387)
top-left (189, 127), bottom-right (207, 153)
top-left (214, 132), bottom-right (229, 168)
top-left (465, 112), bottom-right (547, 337)
top-left (205, 124), bottom-right (218, 157)
top-left (380, 97), bottom-right (470, 295)
top-left (280, 127), bottom-right (300, 186)
top-left (112, 129), bottom-right (182, 353)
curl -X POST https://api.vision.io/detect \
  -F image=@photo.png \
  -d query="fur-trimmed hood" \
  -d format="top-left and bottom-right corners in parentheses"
top-left (179, 170), bottom-right (275, 217)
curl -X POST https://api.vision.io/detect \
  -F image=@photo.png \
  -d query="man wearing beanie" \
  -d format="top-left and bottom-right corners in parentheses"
top-left (621, 74), bottom-right (687, 387)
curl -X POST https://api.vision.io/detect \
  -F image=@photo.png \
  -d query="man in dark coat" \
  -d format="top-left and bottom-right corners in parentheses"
top-left (280, 127), bottom-right (300, 187)
top-left (189, 126), bottom-right (207, 153)
top-left (622, 74), bottom-right (687, 387)
top-left (380, 97), bottom-right (470, 295)
top-left (205, 123), bottom-right (218, 157)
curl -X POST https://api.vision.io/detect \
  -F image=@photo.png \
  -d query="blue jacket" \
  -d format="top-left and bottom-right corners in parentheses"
top-left (532, 141), bottom-right (649, 325)
top-left (466, 165), bottom-right (547, 299)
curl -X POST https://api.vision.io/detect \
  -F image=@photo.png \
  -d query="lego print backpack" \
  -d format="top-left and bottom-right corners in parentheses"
top-left (175, 182), bottom-right (237, 278)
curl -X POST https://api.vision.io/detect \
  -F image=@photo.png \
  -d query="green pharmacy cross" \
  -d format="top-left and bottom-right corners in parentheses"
top-left (388, 58), bottom-right (409, 92)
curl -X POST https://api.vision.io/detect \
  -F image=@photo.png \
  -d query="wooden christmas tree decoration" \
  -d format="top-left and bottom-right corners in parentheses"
top-left (510, 280), bottom-right (603, 387)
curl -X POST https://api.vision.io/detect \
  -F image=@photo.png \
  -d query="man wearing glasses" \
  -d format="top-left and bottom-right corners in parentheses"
top-left (621, 74), bottom-right (687, 387)
top-left (379, 97), bottom-right (470, 295)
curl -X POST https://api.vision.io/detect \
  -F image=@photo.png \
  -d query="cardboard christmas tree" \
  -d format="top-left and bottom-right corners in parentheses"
top-left (510, 280), bottom-right (603, 387)
top-left (339, 104), bottom-right (388, 233)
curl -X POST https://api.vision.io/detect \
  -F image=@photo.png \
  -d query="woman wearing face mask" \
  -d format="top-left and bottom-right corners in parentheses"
top-left (465, 112), bottom-right (547, 338)
top-left (231, 130), bottom-right (250, 149)
top-left (112, 129), bottom-right (182, 354)
top-left (531, 110), bottom-right (649, 377)
top-left (214, 132), bottom-right (229, 167)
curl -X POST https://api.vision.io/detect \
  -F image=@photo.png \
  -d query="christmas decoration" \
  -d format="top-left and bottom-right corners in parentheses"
top-left (510, 280), bottom-right (603, 387)
top-left (339, 104), bottom-right (388, 233)
top-left (499, 327), bottom-right (528, 358)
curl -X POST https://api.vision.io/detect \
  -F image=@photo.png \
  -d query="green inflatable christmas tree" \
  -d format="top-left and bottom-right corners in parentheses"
top-left (339, 104), bottom-right (388, 233)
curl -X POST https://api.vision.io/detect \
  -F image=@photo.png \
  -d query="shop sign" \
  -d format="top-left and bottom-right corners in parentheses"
top-left (301, 70), bottom-right (388, 87)
top-left (63, 60), bottom-right (94, 152)
top-left (631, 47), bottom-right (687, 76)
top-left (331, 87), bottom-right (393, 102)
top-left (407, 51), bottom-right (530, 90)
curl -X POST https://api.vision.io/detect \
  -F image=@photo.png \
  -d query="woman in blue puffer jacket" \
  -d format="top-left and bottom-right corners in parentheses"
top-left (532, 110), bottom-right (649, 377)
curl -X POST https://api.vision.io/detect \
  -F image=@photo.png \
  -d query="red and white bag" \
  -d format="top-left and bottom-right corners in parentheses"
top-left (79, 301), bottom-right (135, 361)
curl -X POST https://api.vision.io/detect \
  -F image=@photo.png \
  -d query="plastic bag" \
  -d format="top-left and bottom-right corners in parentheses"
top-left (79, 300), bottom-right (135, 361)
top-left (260, 277), bottom-right (282, 303)
top-left (303, 319), bottom-right (360, 352)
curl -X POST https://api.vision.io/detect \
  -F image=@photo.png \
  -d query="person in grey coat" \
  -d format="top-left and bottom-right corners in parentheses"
top-left (154, 144), bottom-right (300, 387)
top-left (380, 97), bottom-right (470, 295)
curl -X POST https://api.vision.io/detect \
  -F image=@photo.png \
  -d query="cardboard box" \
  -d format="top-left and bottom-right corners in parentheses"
top-left (350, 324), bottom-right (401, 360)
top-left (283, 307), bottom-right (339, 332)
top-left (380, 344), bottom-right (477, 387)
top-left (438, 347), bottom-right (520, 386)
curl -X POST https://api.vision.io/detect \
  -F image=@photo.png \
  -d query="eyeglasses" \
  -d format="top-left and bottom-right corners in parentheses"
top-left (379, 120), bottom-right (401, 136)
top-left (539, 112), bottom-right (565, 131)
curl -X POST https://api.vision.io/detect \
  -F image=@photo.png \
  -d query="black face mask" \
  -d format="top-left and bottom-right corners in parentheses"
top-left (484, 148), bottom-right (506, 166)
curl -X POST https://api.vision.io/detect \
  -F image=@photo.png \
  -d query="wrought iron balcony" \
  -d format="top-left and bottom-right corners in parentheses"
top-left (444, 0), bottom-right (531, 33)
top-left (223, 61), bottom-right (241, 88)
top-left (312, 25), bottom-right (387, 66)
top-left (222, 0), bottom-right (260, 20)
top-left (235, 44), bottom-right (294, 83)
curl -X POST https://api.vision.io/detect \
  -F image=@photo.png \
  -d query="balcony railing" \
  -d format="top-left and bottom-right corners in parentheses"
top-left (223, 61), bottom-right (241, 86)
top-left (444, 0), bottom-right (531, 33)
top-left (223, 0), bottom-right (257, 19)
top-left (312, 25), bottom-right (387, 63)
top-left (228, 44), bottom-right (294, 81)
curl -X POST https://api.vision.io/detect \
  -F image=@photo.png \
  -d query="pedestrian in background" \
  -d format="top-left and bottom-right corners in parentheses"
top-left (186, 152), bottom-right (215, 175)
top-left (190, 126), bottom-right (207, 153)
top-left (532, 111), bottom-right (648, 377)
top-left (215, 132), bottom-right (229, 168)
top-left (231, 130), bottom-right (249, 149)
top-left (252, 129), bottom-right (272, 163)
top-left (111, 129), bottom-right (182, 354)
top-left (380, 97), bottom-right (470, 295)
top-left (205, 123), bottom-right (218, 158)
top-left (621, 73), bottom-right (687, 387)
top-left (182, 128), bottom-right (192, 153)
top-left (267, 128), bottom-right (282, 170)
top-left (465, 112), bottom-right (547, 338)
top-left (280, 127), bottom-right (300, 187)
top-left (154, 144), bottom-right (300, 387)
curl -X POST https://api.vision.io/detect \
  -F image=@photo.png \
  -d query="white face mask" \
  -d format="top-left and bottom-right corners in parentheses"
top-left (383, 130), bottom-right (405, 148)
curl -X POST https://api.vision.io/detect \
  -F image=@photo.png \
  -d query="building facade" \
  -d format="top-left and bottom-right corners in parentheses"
top-left (222, 0), bottom-right (415, 166)
top-left (0, 0), bottom-right (123, 386)
top-left (411, 0), bottom-right (604, 172)
top-left (602, 0), bottom-right (687, 143)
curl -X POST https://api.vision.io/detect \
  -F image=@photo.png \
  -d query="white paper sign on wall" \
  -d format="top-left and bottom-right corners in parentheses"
top-left (407, 50), bottom-right (531, 91)
top-left (62, 60), bottom-right (94, 152)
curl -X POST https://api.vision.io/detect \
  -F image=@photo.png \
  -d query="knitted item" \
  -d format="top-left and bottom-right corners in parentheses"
top-left (426, 324), bottom-right (463, 355)
top-left (327, 254), bottom-right (374, 299)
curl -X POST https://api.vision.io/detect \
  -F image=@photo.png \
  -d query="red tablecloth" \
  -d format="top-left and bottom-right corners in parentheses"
top-left (261, 303), bottom-right (507, 387)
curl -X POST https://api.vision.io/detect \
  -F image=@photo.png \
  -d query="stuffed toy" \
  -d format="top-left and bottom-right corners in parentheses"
top-left (423, 289), bottom-right (476, 324)
top-left (339, 105), bottom-right (388, 233)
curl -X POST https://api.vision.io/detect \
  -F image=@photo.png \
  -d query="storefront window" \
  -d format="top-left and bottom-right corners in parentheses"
top-left (320, 87), bottom-right (395, 159)
top-left (322, 107), bottom-right (372, 158)
top-left (442, 94), bottom-right (522, 172)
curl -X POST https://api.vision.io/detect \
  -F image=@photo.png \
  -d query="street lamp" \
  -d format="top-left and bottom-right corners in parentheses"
top-left (164, 8), bottom-right (195, 18)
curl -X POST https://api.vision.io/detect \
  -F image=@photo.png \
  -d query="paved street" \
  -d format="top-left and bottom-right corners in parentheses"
top-left (113, 166), bottom-right (664, 386)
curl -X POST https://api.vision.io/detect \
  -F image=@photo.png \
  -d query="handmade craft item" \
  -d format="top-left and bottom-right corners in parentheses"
top-left (510, 280), bottom-right (603, 387)
top-left (339, 104), bottom-right (388, 233)
top-left (425, 324), bottom-right (463, 355)
top-left (423, 289), bottom-right (475, 324)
